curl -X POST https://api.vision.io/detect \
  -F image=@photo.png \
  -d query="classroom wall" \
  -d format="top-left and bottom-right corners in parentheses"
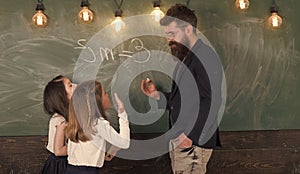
top-left (0, 0), bottom-right (299, 136)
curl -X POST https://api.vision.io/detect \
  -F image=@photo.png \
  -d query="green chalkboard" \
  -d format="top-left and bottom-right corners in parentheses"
top-left (0, 0), bottom-right (299, 136)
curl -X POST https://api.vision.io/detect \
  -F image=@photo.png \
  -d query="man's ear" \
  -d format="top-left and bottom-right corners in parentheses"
top-left (185, 25), bottom-right (193, 36)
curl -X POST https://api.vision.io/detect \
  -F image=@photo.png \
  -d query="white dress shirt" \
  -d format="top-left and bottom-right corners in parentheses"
top-left (67, 111), bottom-right (130, 168)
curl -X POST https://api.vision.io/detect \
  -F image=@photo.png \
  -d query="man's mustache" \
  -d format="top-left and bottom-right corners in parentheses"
top-left (168, 40), bottom-right (190, 61)
top-left (168, 40), bottom-right (178, 47)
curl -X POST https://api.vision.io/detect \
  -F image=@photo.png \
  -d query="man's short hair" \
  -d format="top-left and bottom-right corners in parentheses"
top-left (160, 4), bottom-right (197, 32)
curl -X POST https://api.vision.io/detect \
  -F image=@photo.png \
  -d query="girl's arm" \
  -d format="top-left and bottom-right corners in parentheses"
top-left (97, 112), bottom-right (130, 149)
top-left (97, 93), bottom-right (130, 149)
top-left (53, 121), bottom-right (67, 156)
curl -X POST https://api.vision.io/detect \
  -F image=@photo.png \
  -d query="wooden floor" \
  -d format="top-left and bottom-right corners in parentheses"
top-left (1, 130), bottom-right (300, 174)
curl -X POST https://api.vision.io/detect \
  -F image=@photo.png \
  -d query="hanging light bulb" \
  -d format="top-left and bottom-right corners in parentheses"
top-left (235, 0), bottom-right (250, 10)
top-left (32, 1), bottom-right (47, 27)
top-left (79, 0), bottom-right (93, 23)
top-left (150, 0), bottom-right (164, 22)
top-left (268, 1), bottom-right (282, 28)
top-left (111, 9), bottom-right (125, 32)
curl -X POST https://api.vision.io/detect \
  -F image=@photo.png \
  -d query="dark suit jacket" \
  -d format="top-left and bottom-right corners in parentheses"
top-left (159, 39), bottom-right (223, 148)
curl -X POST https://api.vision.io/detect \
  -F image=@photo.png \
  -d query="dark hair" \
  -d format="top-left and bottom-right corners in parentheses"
top-left (160, 4), bottom-right (197, 33)
top-left (43, 75), bottom-right (69, 121)
top-left (66, 80), bottom-right (107, 142)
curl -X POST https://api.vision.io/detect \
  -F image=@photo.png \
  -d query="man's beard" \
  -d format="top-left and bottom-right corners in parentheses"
top-left (169, 40), bottom-right (190, 61)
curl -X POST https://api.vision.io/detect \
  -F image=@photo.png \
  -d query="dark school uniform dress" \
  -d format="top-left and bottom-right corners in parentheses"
top-left (40, 114), bottom-right (67, 174)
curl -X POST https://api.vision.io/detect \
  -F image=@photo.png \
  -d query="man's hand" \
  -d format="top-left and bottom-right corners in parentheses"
top-left (141, 78), bottom-right (160, 100)
top-left (175, 133), bottom-right (193, 148)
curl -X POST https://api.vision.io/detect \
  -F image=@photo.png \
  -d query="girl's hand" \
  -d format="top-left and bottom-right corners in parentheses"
top-left (54, 121), bottom-right (68, 156)
top-left (56, 121), bottom-right (68, 130)
top-left (114, 93), bottom-right (124, 114)
top-left (104, 153), bottom-right (114, 161)
top-left (105, 145), bottom-right (120, 161)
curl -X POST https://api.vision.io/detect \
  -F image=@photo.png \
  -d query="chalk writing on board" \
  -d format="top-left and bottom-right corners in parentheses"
top-left (75, 39), bottom-right (112, 62)
top-left (75, 38), bottom-right (151, 64)
top-left (119, 38), bottom-right (151, 63)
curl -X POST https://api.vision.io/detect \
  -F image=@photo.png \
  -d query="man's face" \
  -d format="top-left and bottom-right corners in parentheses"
top-left (164, 21), bottom-right (190, 61)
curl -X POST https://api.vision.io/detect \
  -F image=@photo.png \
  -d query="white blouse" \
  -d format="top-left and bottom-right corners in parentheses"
top-left (46, 113), bottom-right (66, 153)
top-left (67, 111), bottom-right (130, 168)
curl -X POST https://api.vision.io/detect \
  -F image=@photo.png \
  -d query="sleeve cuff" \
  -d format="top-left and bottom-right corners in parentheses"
top-left (118, 111), bottom-right (128, 121)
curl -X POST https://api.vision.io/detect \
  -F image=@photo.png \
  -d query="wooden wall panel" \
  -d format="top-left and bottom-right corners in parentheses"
top-left (0, 130), bottom-right (299, 174)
